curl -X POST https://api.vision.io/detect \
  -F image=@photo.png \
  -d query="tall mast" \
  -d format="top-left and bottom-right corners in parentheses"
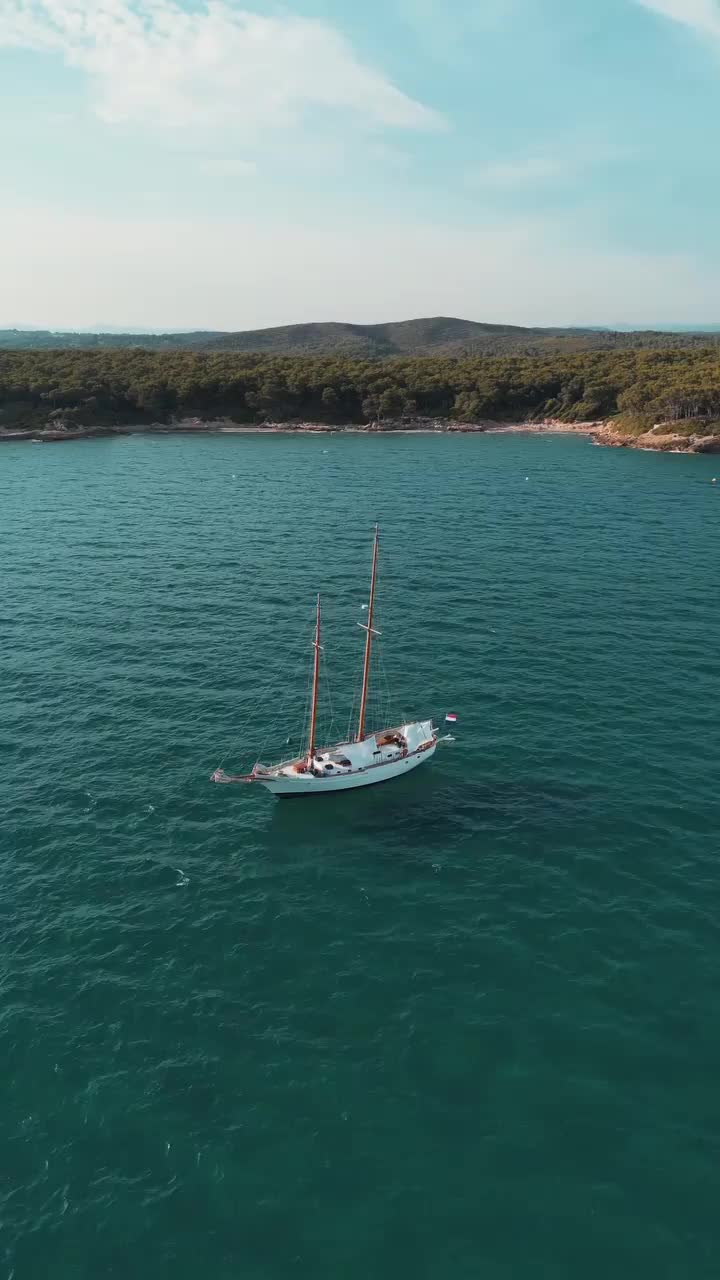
top-left (307, 593), bottom-right (322, 765)
top-left (357, 524), bottom-right (380, 742)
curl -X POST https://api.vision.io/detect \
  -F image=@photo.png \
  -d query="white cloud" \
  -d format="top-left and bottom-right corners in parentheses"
top-left (468, 156), bottom-right (564, 188)
top-left (466, 142), bottom-right (630, 191)
top-left (1, 204), bottom-right (718, 330)
top-left (0, 0), bottom-right (444, 143)
top-left (634, 0), bottom-right (720, 40)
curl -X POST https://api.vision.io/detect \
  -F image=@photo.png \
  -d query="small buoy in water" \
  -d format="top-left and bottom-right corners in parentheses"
top-left (712, 478), bottom-right (717, 484)
top-left (525, 476), bottom-right (529, 481)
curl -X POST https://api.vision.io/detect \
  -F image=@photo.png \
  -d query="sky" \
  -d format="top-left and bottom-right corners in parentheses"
top-left (1, 0), bottom-right (720, 330)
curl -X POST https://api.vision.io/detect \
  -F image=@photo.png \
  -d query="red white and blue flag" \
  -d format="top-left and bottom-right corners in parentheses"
top-left (445, 713), bottom-right (458, 723)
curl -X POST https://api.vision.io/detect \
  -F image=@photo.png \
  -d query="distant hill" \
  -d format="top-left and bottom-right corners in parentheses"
top-left (2, 316), bottom-right (720, 357)
top-left (202, 317), bottom-right (605, 357)
top-left (0, 328), bottom-right (224, 352)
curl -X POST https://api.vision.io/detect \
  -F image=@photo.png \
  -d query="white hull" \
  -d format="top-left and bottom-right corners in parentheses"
top-left (257, 740), bottom-right (436, 796)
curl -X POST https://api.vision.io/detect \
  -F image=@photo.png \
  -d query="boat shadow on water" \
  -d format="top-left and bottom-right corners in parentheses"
top-left (262, 769), bottom-right (594, 858)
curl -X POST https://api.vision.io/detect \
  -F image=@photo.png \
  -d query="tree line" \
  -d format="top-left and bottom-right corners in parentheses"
top-left (1, 347), bottom-right (720, 432)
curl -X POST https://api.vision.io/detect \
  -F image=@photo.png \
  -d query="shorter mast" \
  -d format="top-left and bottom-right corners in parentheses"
top-left (307, 594), bottom-right (322, 766)
top-left (357, 525), bottom-right (380, 742)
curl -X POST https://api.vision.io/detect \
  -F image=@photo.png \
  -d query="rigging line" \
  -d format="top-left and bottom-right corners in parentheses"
top-left (346, 661), bottom-right (365, 743)
top-left (345, 638), bottom-right (360, 740)
top-left (374, 536), bottom-right (409, 725)
top-left (289, 636), bottom-right (316, 744)
top-left (246, 618), bottom-right (317, 765)
top-left (301, 657), bottom-right (314, 756)
top-left (348, 616), bottom-right (376, 737)
top-left (245, 619), bottom-right (310, 722)
top-left (212, 606), bottom-right (321, 773)
top-left (251, 650), bottom-right (308, 762)
top-left (346, 532), bottom-right (379, 739)
top-left (319, 638), bottom-right (337, 741)
top-left (348, 623), bottom-right (377, 738)
top-left (212, 666), bottom-right (283, 774)
top-left (294, 639), bottom-right (313, 761)
top-left (377, 641), bottom-right (395, 726)
top-left (361, 645), bottom-right (384, 737)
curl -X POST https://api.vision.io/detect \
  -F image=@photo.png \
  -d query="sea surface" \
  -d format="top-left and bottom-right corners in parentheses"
top-left (2, 431), bottom-right (720, 1279)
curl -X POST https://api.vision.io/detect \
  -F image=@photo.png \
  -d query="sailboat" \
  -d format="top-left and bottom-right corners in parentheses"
top-left (212, 525), bottom-right (438, 797)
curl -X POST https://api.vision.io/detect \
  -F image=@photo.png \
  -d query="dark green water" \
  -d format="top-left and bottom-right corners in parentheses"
top-left (3, 432), bottom-right (720, 1279)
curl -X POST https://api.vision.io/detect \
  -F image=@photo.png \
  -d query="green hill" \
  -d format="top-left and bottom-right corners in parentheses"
top-left (3, 316), bottom-right (720, 357)
top-left (202, 316), bottom-right (586, 356)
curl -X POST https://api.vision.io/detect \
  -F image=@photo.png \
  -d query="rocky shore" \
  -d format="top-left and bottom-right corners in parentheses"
top-left (587, 422), bottom-right (720, 454)
top-left (2, 415), bottom-right (719, 453)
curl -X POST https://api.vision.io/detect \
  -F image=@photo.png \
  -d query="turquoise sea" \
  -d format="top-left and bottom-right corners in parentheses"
top-left (3, 431), bottom-right (720, 1279)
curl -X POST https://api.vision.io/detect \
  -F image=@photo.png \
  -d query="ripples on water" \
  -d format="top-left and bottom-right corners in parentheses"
top-left (2, 433), bottom-right (720, 1278)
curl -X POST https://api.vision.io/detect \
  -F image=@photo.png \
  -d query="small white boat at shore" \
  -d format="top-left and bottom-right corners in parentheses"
top-left (212, 526), bottom-right (439, 798)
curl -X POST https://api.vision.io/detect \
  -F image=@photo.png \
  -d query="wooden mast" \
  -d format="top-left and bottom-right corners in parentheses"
top-left (357, 525), bottom-right (380, 742)
top-left (307, 593), bottom-right (322, 766)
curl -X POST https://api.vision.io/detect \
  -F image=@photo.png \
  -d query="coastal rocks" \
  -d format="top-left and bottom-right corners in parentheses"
top-left (693, 434), bottom-right (720, 453)
top-left (588, 419), bottom-right (720, 454)
top-left (363, 415), bottom-right (457, 431)
top-left (631, 422), bottom-right (720, 454)
top-left (636, 431), bottom-right (695, 452)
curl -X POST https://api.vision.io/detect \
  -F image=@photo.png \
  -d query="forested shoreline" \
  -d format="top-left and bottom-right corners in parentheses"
top-left (2, 348), bottom-right (720, 447)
